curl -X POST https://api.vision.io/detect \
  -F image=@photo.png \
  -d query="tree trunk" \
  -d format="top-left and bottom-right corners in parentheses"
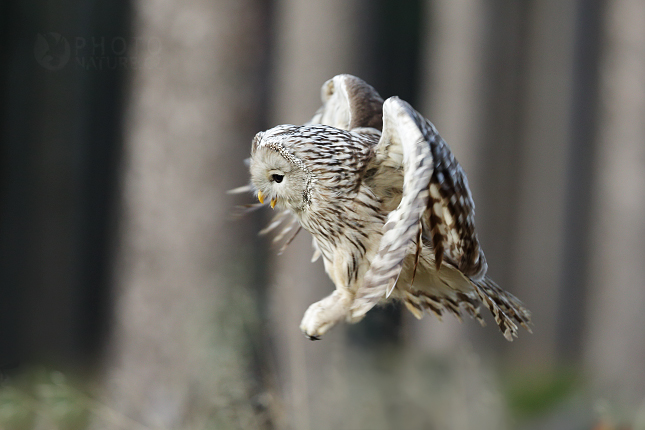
top-left (93, 0), bottom-right (274, 428)
top-left (584, 0), bottom-right (645, 408)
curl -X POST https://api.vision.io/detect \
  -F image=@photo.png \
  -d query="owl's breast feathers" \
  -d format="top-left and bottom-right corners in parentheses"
top-left (296, 162), bottom-right (419, 294)
top-left (297, 142), bottom-right (387, 289)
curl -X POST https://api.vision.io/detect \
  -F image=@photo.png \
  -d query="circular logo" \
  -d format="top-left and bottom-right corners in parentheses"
top-left (34, 33), bottom-right (71, 71)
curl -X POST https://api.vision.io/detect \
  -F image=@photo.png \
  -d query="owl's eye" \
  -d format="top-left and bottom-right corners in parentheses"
top-left (272, 174), bottom-right (284, 183)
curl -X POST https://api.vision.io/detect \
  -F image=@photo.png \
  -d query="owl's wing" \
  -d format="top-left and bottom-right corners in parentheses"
top-left (307, 74), bottom-right (384, 131)
top-left (352, 97), bottom-right (487, 317)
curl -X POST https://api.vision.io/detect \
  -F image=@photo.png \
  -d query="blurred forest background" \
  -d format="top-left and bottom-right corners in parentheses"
top-left (1, 0), bottom-right (645, 429)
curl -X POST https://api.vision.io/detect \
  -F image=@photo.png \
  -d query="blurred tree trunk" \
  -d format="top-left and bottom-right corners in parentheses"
top-left (0, 0), bottom-right (129, 367)
top-left (506, 0), bottom-right (578, 367)
top-left (584, 0), bottom-right (645, 407)
top-left (93, 0), bottom-right (274, 428)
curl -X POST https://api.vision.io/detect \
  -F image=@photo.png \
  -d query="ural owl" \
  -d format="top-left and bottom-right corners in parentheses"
top-left (234, 74), bottom-right (531, 341)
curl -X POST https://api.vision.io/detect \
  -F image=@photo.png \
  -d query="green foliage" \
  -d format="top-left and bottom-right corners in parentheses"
top-left (0, 386), bottom-right (37, 430)
top-left (504, 367), bottom-right (580, 419)
top-left (0, 369), bottom-right (89, 430)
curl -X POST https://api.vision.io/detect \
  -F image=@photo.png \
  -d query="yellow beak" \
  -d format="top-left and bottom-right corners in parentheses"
top-left (257, 190), bottom-right (277, 209)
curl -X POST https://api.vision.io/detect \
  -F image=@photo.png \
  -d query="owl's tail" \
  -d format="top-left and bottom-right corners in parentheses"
top-left (401, 277), bottom-right (532, 341)
top-left (472, 277), bottom-right (532, 341)
top-left (402, 289), bottom-right (487, 328)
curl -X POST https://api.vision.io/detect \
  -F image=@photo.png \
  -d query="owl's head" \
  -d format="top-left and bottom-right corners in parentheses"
top-left (249, 126), bottom-right (313, 212)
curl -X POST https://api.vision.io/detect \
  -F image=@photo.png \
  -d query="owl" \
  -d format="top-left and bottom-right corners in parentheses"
top-left (233, 74), bottom-right (531, 341)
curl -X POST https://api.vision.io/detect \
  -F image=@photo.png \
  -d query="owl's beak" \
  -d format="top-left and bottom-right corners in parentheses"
top-left (257, 190), bottom-right (277, 209)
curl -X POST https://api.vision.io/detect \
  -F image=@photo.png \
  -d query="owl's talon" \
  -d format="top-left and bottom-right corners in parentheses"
top-left (299, 291), bottom-right (352, 340)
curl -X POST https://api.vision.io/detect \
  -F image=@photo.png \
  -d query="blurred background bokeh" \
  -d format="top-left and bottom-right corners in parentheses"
top-left (1, 0), bottom-right (645, 429)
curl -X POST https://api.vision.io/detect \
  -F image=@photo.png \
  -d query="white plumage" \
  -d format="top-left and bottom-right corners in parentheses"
top-left (237, 74), bottom-right (531, 341)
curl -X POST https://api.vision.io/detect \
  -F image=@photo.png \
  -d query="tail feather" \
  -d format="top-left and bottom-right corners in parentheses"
top-left (402, 289), bottom-right (487, 327)
top-left (472, 277), bottom-right (532, 341)
top-left (475, 278), bottom-right (532, 336)
top-left (401, 277), bottom-right (531, 341)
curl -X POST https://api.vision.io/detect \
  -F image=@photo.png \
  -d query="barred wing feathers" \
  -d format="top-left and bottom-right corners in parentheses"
top-left (308, 74), bottom-right (384, 131)
top-left (351, 97), bottom-right (530, 340)
top-left (351, 97), bottom-right (433, 317)
top-left (349, 99), bottom-right (481, 313)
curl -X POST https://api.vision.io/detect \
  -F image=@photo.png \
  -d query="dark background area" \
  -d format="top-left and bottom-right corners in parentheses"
top-left (1, 0), bottom-right (130, 368)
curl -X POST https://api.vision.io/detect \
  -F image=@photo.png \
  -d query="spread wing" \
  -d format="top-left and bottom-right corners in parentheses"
top-left (307, 74), bottom-right (384, 131)
top-left (351, 97), bottom-right (487, 318)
